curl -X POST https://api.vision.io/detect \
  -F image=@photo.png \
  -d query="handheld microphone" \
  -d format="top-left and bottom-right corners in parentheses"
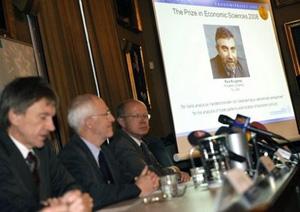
top-left (218, 114), bottom-right (286, 141)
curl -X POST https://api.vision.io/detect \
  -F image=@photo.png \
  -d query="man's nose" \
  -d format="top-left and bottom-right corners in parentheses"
top-left (139, 117), bottom-right (149, 123)
top-left (109, 113), bottom-right (115, 123)
top-left (228, 50), bottom-right (234, 59)
top-left (47, 119), bottom-right (56, 131)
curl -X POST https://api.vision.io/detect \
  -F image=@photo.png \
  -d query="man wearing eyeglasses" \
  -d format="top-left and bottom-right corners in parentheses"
top-left (59, 94), bottom-right (159, 210)
top-left (110, 99), bottom-right (190, 182)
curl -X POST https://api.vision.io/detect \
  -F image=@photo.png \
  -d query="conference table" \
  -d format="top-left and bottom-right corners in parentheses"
top-left (101, 165), bottom-right (300, 212)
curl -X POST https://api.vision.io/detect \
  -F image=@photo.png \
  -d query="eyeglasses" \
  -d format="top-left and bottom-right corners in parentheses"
top-left (121, 114), bottom-right (151, 120)
top-left (89, 110), bottom-right (112, 118)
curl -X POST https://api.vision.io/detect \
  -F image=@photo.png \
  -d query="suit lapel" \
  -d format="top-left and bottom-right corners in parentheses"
top-left (73, 135), bottom-right (120, 183)
top-left (72, 135), bottom-right (103, 179)
top-left (122, 130), bottom-right (153, 162)
top-left (120, 130), bottom-right (144, 157)
top-left (101, 145), bottom-right (119, 183)
top-left (34, 147), bottom-right (50, 200)
top-left (119, 130), bottom-right (165, 175)
top-left (0, 131), bottom-right (39, 198)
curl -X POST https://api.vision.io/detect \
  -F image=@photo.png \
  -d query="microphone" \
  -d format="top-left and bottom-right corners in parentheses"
top-left (187, 130), bottom-right (211, 146)
top-left (218, 114), bottom-right (297, 162)
top-left (218, 114), bottom-right (286, 140)
top-left (257, 140), bottom-right (277, 153)
top-left (218, 114), bottom-right (235, 126)
top-left (257, 140), bottom-right (297, 162)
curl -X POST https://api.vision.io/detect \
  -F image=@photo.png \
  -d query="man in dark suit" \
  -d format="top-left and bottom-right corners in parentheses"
top-left (0, 77), bottom-right (92, 211)
top-left (210, 26), bottom-right (250, 79)
top-left (59, 94), bottom-right (159, 210)
top-left (110, 99), bottom-right (190, 182)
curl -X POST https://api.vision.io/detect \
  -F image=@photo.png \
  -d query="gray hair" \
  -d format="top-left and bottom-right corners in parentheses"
top-left (68, 94), bottom-right (97, 133)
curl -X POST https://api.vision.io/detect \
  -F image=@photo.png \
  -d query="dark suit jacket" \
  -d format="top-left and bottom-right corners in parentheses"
top-left (210, 55), bottom-right (250, 79)
top-left (0, 128), bottom-right (78, 212)
top-left (110, 129), bottom-right (173, 180)
top-left (143, 136), bottom-right (174, 168)
top-left (59, 134), bottom-right (141, 210)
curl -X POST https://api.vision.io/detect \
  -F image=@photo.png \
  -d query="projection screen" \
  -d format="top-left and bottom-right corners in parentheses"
top-left (151, 0), bottom-right (299, 156)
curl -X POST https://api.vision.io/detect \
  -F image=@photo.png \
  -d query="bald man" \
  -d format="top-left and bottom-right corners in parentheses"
top-left (110, 99), bottom-right (190, 182)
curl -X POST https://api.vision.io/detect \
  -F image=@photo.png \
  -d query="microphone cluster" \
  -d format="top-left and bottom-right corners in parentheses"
top-left (187, 114), bottom-right (298, 172)
top-left (218, 114), bottom-right (286, 141)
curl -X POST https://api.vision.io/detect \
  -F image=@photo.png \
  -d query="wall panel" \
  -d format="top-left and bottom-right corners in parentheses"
top-left (37, 0), bottom-right (96, 144)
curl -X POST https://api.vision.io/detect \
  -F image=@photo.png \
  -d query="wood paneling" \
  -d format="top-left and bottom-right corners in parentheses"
top-left (81, 0), bottom-right (132, 110)
top-left (36, 0), bottom-right (137, 144)
top-left (2, 0), bottom-right (31, 43)
top-left (137, 0), bottom-right (174, 137)
top-left (37, 0), bottom-right (97, 144)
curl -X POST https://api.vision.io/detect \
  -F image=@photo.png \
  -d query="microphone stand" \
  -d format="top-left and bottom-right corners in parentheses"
top-left (189, 146), bottom-right (199, 169)
top-left (250, 134), bottom-right (260, 180)
top-left (250, 132), bottom-right (299, 182)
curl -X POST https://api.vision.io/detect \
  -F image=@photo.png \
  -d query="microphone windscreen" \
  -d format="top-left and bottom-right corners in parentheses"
top-left (218, 114), bottom-right (234, 125)
top-left (188, 130), bottom-right (211, 146)
top-left (249, 121), bottom-right (278, 147)
top-left (215, 126), bottom-right (234, 135)
top-left (250, 121), bottom-right (268, 131)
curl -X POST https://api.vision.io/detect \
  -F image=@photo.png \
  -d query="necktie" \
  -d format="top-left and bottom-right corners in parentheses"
top-left (140, 141), bottom-right (157, 163)
top-left (140, 142), bottom-right (149, 157)
top-left (26, 152), bottom-right (40, 187)
top-left (140, 141), bottom-right (165, 176)
top-left (98, 151), bottom-right (113, 184)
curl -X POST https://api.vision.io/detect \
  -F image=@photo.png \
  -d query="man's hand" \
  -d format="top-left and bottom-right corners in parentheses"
top-left (169, 166), bottom-right (190, 183)
top-left (179, 171), bottom-right (190, 183)
top-left (135, 166), bottom-right (159, 197)
top-left (41, 203), bottom-right (69, 212)
top-left (41, 197), bottom-right (68, 212)
top-left (60, 190), bottom-right (93, 212)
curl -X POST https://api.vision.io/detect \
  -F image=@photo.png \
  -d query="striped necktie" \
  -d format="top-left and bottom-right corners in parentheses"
top-left (25, 152), bottom-right (40, 187)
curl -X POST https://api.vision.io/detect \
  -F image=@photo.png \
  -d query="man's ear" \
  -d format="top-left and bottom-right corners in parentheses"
top-left (117, 117), bottom-right (125, 128)
top-left (84, 117), bottom-right (93, 129)
top-left (8, 109), bottom-right (21, 125)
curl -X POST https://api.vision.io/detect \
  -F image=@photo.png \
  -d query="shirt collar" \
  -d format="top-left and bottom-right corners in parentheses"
top-left (81, 136), bottom-right (101, 165)
top-left (9, 134), bottom-right (32, 159)
top-left (128, 134), bottom-right (143, 146)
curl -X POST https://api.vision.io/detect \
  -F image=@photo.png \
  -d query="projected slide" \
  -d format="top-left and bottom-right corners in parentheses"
top-left (152, 0), bottom-right (297, 152)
